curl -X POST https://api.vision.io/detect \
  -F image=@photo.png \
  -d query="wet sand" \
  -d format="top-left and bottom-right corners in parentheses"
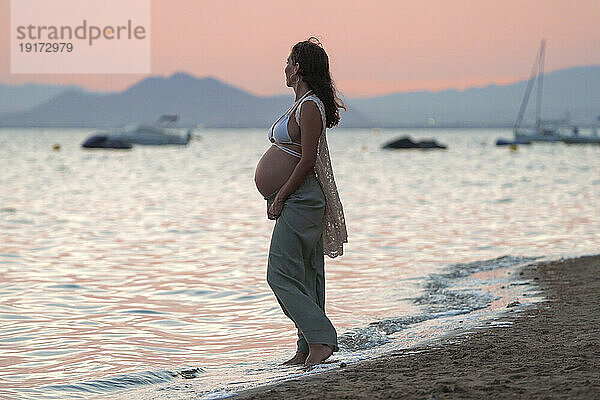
top-left (235, 255), bottom-right (600, 399)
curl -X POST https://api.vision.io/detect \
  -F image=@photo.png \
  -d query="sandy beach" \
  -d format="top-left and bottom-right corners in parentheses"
top-left (235, 255), bottom-right (600, 399)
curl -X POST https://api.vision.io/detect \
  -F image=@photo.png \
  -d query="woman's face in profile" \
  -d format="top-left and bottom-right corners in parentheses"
top-left (285, 54), bottom-right (297, 87)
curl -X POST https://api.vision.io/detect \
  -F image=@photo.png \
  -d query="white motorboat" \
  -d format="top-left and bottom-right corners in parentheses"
top-left (113, 115), bottom-right (193, 145)
top-left (85, 115), bottom-right (193, 146)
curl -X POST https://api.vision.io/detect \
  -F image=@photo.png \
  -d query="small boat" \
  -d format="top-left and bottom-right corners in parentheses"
top-left (85, 115), bottom-right (193, 147)
top-left (382, 136), bottom-right (447, 150)
top-left (562, 118), bottom-right (600, 144)
top-left (82, 135), bottom-right (132, 149)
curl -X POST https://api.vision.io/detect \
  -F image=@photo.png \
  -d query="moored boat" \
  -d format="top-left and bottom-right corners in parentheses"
top-left (562, 118), bottom-right (600, 144)
top-left (382, 136), bottom-right (447, 149)
top-left (84, 115), bottom-right (193, 147)
top-left (512, 40), bottom-right (569, 143)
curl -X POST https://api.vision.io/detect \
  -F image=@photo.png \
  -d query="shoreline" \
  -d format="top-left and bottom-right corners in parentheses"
top-left (234, 255), bottom-right (600, 399)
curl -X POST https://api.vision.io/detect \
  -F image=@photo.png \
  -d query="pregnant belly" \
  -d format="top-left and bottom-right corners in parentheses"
top-left (254, 145), bottom-right (301, 198)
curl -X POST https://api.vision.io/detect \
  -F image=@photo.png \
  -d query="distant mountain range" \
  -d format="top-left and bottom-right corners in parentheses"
top-left (1, 66), bottom-right (599, 128)
top-left (0, 82), bottom-right (82, 116)
top-left (350, 65), bottom-right (600, 128)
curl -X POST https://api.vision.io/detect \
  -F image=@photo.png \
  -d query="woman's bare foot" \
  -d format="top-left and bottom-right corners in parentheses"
top-left (282, 351), bottom-right (307, 365)
top-left (305, 344), bottom-right (333, 366)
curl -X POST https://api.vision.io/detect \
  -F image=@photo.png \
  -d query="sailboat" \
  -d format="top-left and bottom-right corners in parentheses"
top-left (513, 40), bottom-right (569, 142)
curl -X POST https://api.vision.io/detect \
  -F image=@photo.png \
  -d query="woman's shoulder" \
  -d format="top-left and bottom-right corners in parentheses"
top-left (295, 94), bottom-right (326, 127)
top-left (304, 94), bottom-right (325, 108)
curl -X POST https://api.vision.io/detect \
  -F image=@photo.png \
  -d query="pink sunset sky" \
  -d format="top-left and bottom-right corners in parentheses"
top-left (1, 0), bottom-right (599, 97)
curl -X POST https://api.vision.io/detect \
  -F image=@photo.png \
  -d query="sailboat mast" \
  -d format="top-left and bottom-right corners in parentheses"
top-left (514, 40), bottom-right (543, 131)
top-left (535, 39), bottom-right (546, 129)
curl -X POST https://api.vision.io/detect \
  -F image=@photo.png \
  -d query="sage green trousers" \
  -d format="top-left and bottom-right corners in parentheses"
top-left (264, 173), bottom-right (339, 353)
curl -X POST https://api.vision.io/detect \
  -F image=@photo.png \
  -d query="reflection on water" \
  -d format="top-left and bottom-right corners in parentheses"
top-left (0, 128), bottom-right (598, 399)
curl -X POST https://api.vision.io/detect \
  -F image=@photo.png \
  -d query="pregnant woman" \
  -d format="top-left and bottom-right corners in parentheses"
top-left (254, 37), bottom-right (348, 366)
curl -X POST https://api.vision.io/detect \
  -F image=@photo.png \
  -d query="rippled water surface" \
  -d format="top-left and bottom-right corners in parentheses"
top-left (0, 128), bottom-right (598, 399)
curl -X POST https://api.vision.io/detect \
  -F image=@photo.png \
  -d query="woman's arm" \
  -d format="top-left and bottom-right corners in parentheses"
top-left (268, 100), bottom-right (322, 219)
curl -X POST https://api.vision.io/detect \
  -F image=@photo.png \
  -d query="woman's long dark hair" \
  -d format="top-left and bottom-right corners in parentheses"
top-left (291, 37), bottom-right (346, 128)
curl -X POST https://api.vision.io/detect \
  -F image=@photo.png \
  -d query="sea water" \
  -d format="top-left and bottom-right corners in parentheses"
top-left (0, 128), bottom-right (598, 399)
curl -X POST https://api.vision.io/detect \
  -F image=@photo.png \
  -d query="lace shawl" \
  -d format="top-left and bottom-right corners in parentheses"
top-left (295, 95), bottom-right (348, 258)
